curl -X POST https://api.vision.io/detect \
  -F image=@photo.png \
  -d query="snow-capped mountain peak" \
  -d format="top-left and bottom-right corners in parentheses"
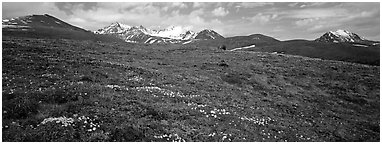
top-left (315, 29), bottom-right (364, 43)
top-left (114, 22), bottom-right (132, 30)
top-left (150, 25), bottom-right (196, 40)
top-left (95, 22), bottom-right (134, 34)
top-left (329, 29), bottom-right (365, 41)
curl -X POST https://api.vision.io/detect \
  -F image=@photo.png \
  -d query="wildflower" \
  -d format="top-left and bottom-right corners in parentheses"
top-left (41, 116), bottom-right (74, 126)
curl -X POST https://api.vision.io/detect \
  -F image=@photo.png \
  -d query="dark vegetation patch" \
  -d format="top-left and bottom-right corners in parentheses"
top-left (2, 36), bottom-right (379, 142)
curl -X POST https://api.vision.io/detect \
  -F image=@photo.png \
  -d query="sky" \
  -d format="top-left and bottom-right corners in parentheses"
top-left (2, 2), bottom-right (380, 41)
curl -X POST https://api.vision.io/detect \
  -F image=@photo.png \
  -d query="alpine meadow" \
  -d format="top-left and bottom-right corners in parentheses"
top-left (2, 2), bottom-right (380, 142)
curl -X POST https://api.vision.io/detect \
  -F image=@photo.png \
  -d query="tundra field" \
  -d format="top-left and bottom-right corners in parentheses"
top-left (2, 36), bottom-right (380, 142)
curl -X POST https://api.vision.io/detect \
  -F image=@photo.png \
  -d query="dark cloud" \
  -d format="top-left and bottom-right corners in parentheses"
top-left (54, 2), bottom-right (97, 15)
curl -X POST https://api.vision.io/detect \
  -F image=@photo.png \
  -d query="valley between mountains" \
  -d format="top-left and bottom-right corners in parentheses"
top-left (2, 14), bottom-right (380, 142)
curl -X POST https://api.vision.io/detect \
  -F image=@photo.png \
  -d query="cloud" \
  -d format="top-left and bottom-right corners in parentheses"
top-left (292, 5), bottom-right (379, 33)
top-left (2, 2), bottom-right (68, 19)
top-left (287, 8), bottom-right (348, 19)
top-left (238, 2), bottom-right (274, 8)
top-left (192, 2), bottom-right (219, 9)
top-left (97, 2), bottom-right (146, 10)
top-left (157, 8), bottom-right (224, 32)
top-left (244, 13), bottom-right (277, 24)
top-left (307, 24), bottom-right (326, 32)
top-left (295, 18), bottom-right (319, 26)
top-left (54, 2), bottom-right (97, 15)
top-left (171, 2), bottom-right (188, 8)
top-left (288, 3), bottom-right (299, 7)
top-left (287, 2), bottom-right (329, 8)
top-left (306, 2), bottom-right (328, 7)
top-left (193, 2), bottom-right (203, 8)
top-left (58, 2), bottom-right (166, 30)
top-left (212, 7), bottom-right (229, 17)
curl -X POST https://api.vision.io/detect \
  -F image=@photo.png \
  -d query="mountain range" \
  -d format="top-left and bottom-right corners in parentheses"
top-left (2, 14), bottom-right (378, 45)
top-left (2, 14), bottom-right (380, 65)
top-left (94, 22), bottom-right (224, 44)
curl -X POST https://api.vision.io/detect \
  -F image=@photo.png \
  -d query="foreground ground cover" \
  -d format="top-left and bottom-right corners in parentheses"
top-left (2, 36), bottom-right (380, 141)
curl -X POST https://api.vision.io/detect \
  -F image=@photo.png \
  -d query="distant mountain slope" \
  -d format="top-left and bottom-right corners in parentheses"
top-left (189, 33), bottom-right (281, 50)
top-left (194, 29), bottom-right (224, 40)
top-left (225, 34), bottom-right (281, 47)
top-left (2, 14), bottom-right (123, 43)
top-left (2, 14), bottom-right (86, 32)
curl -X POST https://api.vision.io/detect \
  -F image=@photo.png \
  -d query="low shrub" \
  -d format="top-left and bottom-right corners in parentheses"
top-left (3, 95), bottom-right (40, 119)
top-left (110, 126), bottom-right (144, 142)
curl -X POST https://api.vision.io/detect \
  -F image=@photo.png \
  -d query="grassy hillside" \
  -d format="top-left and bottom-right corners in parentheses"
top-left (2, 36), bottom-right (380, 142)
top-left (243, 40), bottom-right (380, 66)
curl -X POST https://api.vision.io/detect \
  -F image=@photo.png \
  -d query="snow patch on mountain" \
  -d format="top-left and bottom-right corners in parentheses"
top-left (353, 44), bottom-right (369, 47)
top-left (330, 30), bottom-right (350, 38)
top-left (182, 40), bottom-right (193, 45)
top-left (150, 25), bottom-right (194, 40)
top-left (125, 40), bottom-right (138, 43)
top-left (229, 44), bottom-right (256, 51)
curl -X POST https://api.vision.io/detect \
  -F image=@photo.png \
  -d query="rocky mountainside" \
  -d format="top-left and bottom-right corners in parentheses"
top-left (315, 29), bottom-right (379, 46)
top-left (94, 22), bottom-right (224, 44)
